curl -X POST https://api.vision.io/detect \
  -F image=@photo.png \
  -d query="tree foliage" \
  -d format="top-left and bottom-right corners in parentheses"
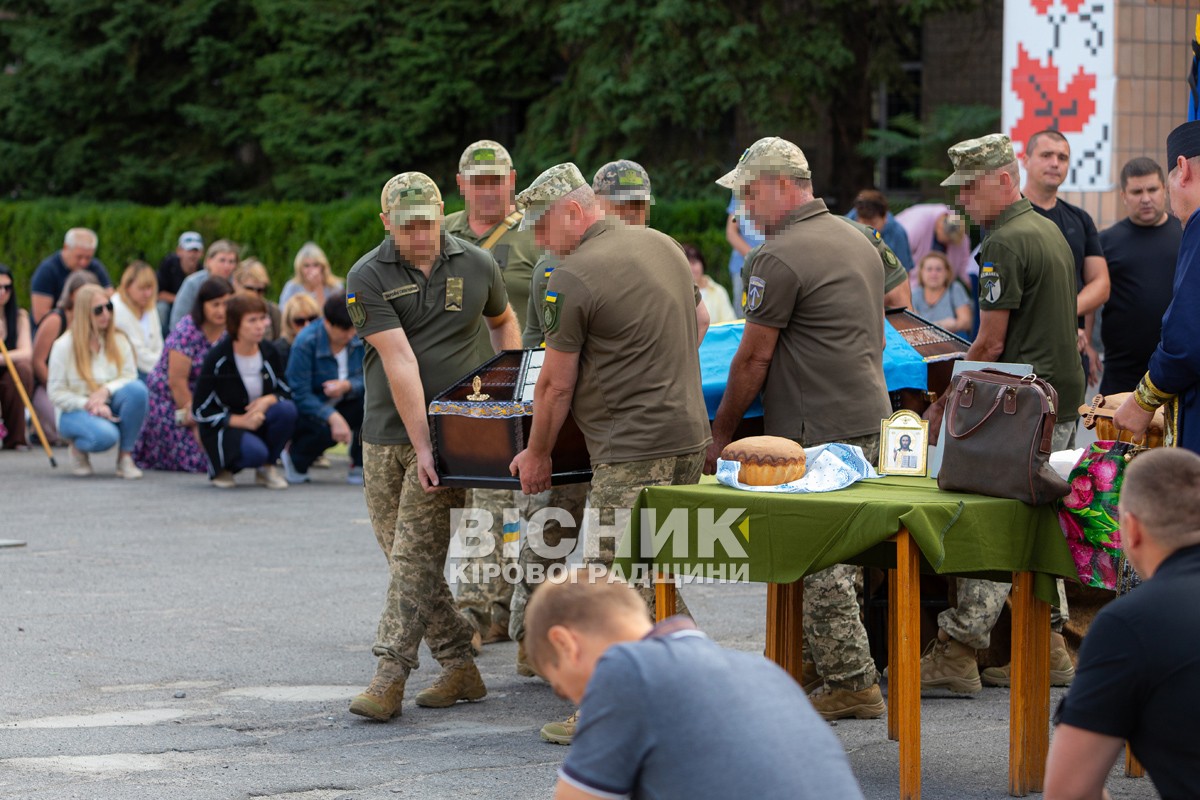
top-left (0, 0), bottom-right (981, 205)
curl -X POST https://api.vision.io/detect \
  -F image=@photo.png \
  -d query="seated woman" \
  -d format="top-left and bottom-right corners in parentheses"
top-left (683, 244), bottom-right (737, 325)
top-left (912, 252), bottom-right (973, 335)
top-left (0, 264), bottom-right (34, 450)
top-left (111, 260), bottom-right (164, 380)
top-left (31, 272), bottom-right (99, 445)
top-left (279, 242), bottom-right (343, 310)
top-left (282, 293), bottom-right (364, 485)
top-left (274, 293), bottom-right (321, 368)
top-left (133, 277), bottom-right (233, 472)
top-left (193, 293), bottom-right (297, 489)
top-left (48, 285), bottom-right (149, 478)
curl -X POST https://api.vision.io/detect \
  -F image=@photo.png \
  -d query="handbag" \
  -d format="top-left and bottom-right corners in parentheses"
top-left (937, 369), bottom-right (1069, 505)
top-left (1056, 438), bottom-right (1146, 590)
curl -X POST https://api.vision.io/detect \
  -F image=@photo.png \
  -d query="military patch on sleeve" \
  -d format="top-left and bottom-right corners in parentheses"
top-left (543, 291), bottom-right (560, 333)
top-left (746, 276), bottom-right (766, 312)
top-left (346, 292), bottom-right (366, 328)
top-left (980, 266), bottom-right (1002, 304)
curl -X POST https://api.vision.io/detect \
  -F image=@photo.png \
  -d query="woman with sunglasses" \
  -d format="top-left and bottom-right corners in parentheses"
top-left (48, 285), bottom-right (149, 478)
top-left (279, 242), bottom-right (342, 310)
top-left (193, 292), bottom-right (296, 489)
top-left (275, 293), bottom-right (321, 367)
top-left (132, 277), bottom-right (233, 473)
top-left (0, 263), bottom-right (34, 449)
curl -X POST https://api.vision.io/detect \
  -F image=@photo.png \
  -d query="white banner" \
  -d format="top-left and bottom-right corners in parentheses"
top-left (1001, 0), bottom-right (1116, 191)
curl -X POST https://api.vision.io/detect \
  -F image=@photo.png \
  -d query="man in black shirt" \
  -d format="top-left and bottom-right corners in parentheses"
top-left (1097, 158), bottom-right (1181, 394)
top-left (1045, 448), bottom-right (1200, 800)
top-left (157, 231), bottom-right (205, 335)
top-left (1021, 130), bottom-right (1110, 385)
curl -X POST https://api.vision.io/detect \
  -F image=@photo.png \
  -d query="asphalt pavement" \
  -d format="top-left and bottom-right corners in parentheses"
top-left (0, 448), bottom-right (1156, 799)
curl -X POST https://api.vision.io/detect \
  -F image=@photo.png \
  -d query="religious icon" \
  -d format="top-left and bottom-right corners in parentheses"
top-left (879, 410), bottom-right (929, 477)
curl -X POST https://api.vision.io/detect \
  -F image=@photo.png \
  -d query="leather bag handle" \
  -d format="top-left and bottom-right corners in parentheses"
top-left (946, 380), bottom-right (1009, 440)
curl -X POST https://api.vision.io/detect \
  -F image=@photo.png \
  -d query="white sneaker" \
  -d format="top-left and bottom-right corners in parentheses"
top-left (256, 464), bottom-right (288, 490)
top-left (116, 453), bottom-right (143, 480)
top-left (70, 445), bottom-right (93, 477)
top-left (212, 470), bottom-right (236, 488)
top-left (280, 450), bottom-right (310, 484)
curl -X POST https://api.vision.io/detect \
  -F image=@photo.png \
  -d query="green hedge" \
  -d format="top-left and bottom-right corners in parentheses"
top-left (0, 197), bottom-right (735, 304)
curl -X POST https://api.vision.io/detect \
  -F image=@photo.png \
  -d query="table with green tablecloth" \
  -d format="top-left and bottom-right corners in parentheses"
top-left (623, 475), bottom-right (1077, 800)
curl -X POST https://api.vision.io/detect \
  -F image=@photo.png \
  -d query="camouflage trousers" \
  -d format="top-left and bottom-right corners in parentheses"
top-left (508, 481), bottom-right (589, 642)
top-left (583, 451), bottom-right (706, 620)
top-left (937, 421), bottom-right (1075, 650)
top-left (362, 442), bottom-right (475, 672)
top-left (802, 433), bottom-right (880, 692)
top-left (455, 488), bottom-right (519, 634)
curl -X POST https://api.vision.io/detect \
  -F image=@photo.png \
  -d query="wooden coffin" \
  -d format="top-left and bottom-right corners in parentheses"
top-left (429, 349), bottom-right (592, 489)
top-left (886, 308), bottom-right (971, 413)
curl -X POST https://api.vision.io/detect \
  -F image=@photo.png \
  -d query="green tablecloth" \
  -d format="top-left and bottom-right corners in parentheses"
top-left (622, 475), bottom-right (1076, 605)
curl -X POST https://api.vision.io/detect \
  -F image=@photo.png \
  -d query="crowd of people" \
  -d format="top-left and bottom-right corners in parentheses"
top-left (1, 121), bottom-right (1198, 798)
top-left (0, 230), bottom-right (365, 487)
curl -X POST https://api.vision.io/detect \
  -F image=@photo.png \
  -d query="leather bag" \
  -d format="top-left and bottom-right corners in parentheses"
top-left (937, 369), bottom-right (1069, 505)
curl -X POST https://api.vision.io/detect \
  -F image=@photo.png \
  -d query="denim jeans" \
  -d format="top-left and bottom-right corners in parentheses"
top-left (59, 381), bottom-right (150, 453)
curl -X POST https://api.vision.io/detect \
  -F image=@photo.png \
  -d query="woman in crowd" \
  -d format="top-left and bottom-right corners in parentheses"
top-left (274, 293), bottom-right (321, 367)
top-left (111, 261), bottom-right (164, 380)
top-left (30, 272), bottom-right (100, 445)
top-left (233, 259), bottom-right (282, 340)
top-left (0, 264), bottom-right (34, 449)
top-left (683, 244), bottom-right (737, 325)
top-left (132, 277), bottom-right (232, 473)
top-left (48, 284), bottom-right (148, 478)
top-left (193, 293), bottom-right (296, 489)
top-left (912, 252), bottom-right (973, 335)
top-left (279, 242), bottom-right (342, 310)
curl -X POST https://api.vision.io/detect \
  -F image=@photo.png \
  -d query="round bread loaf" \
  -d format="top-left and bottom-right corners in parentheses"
top-left (721, 436), bottom-right (807, 486)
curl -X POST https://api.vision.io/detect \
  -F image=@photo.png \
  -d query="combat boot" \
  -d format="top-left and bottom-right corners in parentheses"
top-left (414, 660), bottom-right (487, 708)
top-left (980, 631), bottom-right (1076, 687)
top-left (920, 632), bottom-right (982, 694)
top-left (516, 639), bottom-right (540, 678)
top-left (349, 659), bottom-right (407, 721)
top-left (809, 683), bottom-right (886, 721)
top-left (540, 710), bottom-right (579, 745)
top-left (800, 659), bottom-right (824, 694)
top-left (482, 619), bottom-right (510, 644)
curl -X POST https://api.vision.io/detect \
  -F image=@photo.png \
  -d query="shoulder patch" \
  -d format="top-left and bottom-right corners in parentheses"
top-left (979, 267), bottom-right (1002, 303)
top-left (346, 292), bottom-right (366, 327)
top-left (543, 290), bottom-right (560, 333)
top-left (746, 276), bottom-right (766, 312)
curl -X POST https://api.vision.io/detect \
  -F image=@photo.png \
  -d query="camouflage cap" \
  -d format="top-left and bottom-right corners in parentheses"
top-left (940, 134), bottom-right (1016, 187)
top-left (716, 137), bottom-right (812, 191)
top-left (516, 163), bottom-right (587, 231)
top-left (592, 159), bottom-right (652, 202)
top-left (380, 172), bottom-right (443, 224)
top-left (459, 139), bottom-right (513, 177)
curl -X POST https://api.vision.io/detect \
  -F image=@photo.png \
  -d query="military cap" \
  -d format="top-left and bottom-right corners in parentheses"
top-left (716, 137), bottom-right (812, 191)
top-left (380, 172), bottom-right (443, 224)
top-left (1167, 120), bottom-right (1200, 168)
top-left (940, 134), bottom-right (1016, 187)
top-left (592, 159), bottom-right (652, 202)
top-left (459, 140), bottom-right (513, 177)
top-left (516, 163), bottom-right (587, 231)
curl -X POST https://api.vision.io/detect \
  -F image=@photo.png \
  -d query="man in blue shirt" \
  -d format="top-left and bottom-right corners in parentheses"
top-left (29, 227), bottom-right (111, 325)
top-left (525, 570), bottom-right (864, 800)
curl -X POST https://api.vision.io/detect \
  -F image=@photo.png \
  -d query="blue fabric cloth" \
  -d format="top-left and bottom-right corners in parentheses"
top-left (1147, 208), bottom-right (1200, 453)
top-left (59, 381), bottom-right (148, 453)
top-left (699, 320), bottom-right (927, 418)
top-left (285, 321), bottom-right (365, 422)
top-left (716, 442), bottom-right (879, 492)
top-left (845, 209), bottom-right (915, 271)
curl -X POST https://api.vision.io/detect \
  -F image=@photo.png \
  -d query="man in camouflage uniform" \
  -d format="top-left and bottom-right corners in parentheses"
top-left (443, 140), bottom-right (542, 647)
top-left (706, 137), bottom-right (892, 722)
top-left (509, 163), bottom-right (712, 745)
top-left (921, 134), bottom-right (1083, 693)
top-left (345, 172), bottom-right (521, 722)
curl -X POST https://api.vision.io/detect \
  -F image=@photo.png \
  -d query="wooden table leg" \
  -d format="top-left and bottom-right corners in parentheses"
top-left (655, 571), bottom-right (676, 623)
top-left (1125, 743), bottom-right (1145, 778)
top-left (887, 559), bottom-right (899, 742)
top-left (765, 582), bottom-right (804, 685)
top-left (1009, 571), bottom-right (1050, 796)
top-left (893, 529), bottom-right (922, 800)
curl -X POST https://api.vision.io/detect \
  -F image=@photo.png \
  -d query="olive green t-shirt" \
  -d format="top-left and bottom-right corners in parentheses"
top-left (523, 253), bottom-right (559, 348)
top-left (444, 209), bottom-right (540, 358)
top-left (544, 217), bottom-right (712, 464)
top-left (744, 199), bottom-right (891, 444)
top-left (346, 233), bottom-right (509, 445)
top-left (978, 198), bottom-right (1085, 423)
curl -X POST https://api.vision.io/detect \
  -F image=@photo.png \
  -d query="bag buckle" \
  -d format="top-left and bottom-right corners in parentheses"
top-left (959, 381), bottom-right (975, 408)
top-left (1003, 386), bottom-right (1018, 415)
